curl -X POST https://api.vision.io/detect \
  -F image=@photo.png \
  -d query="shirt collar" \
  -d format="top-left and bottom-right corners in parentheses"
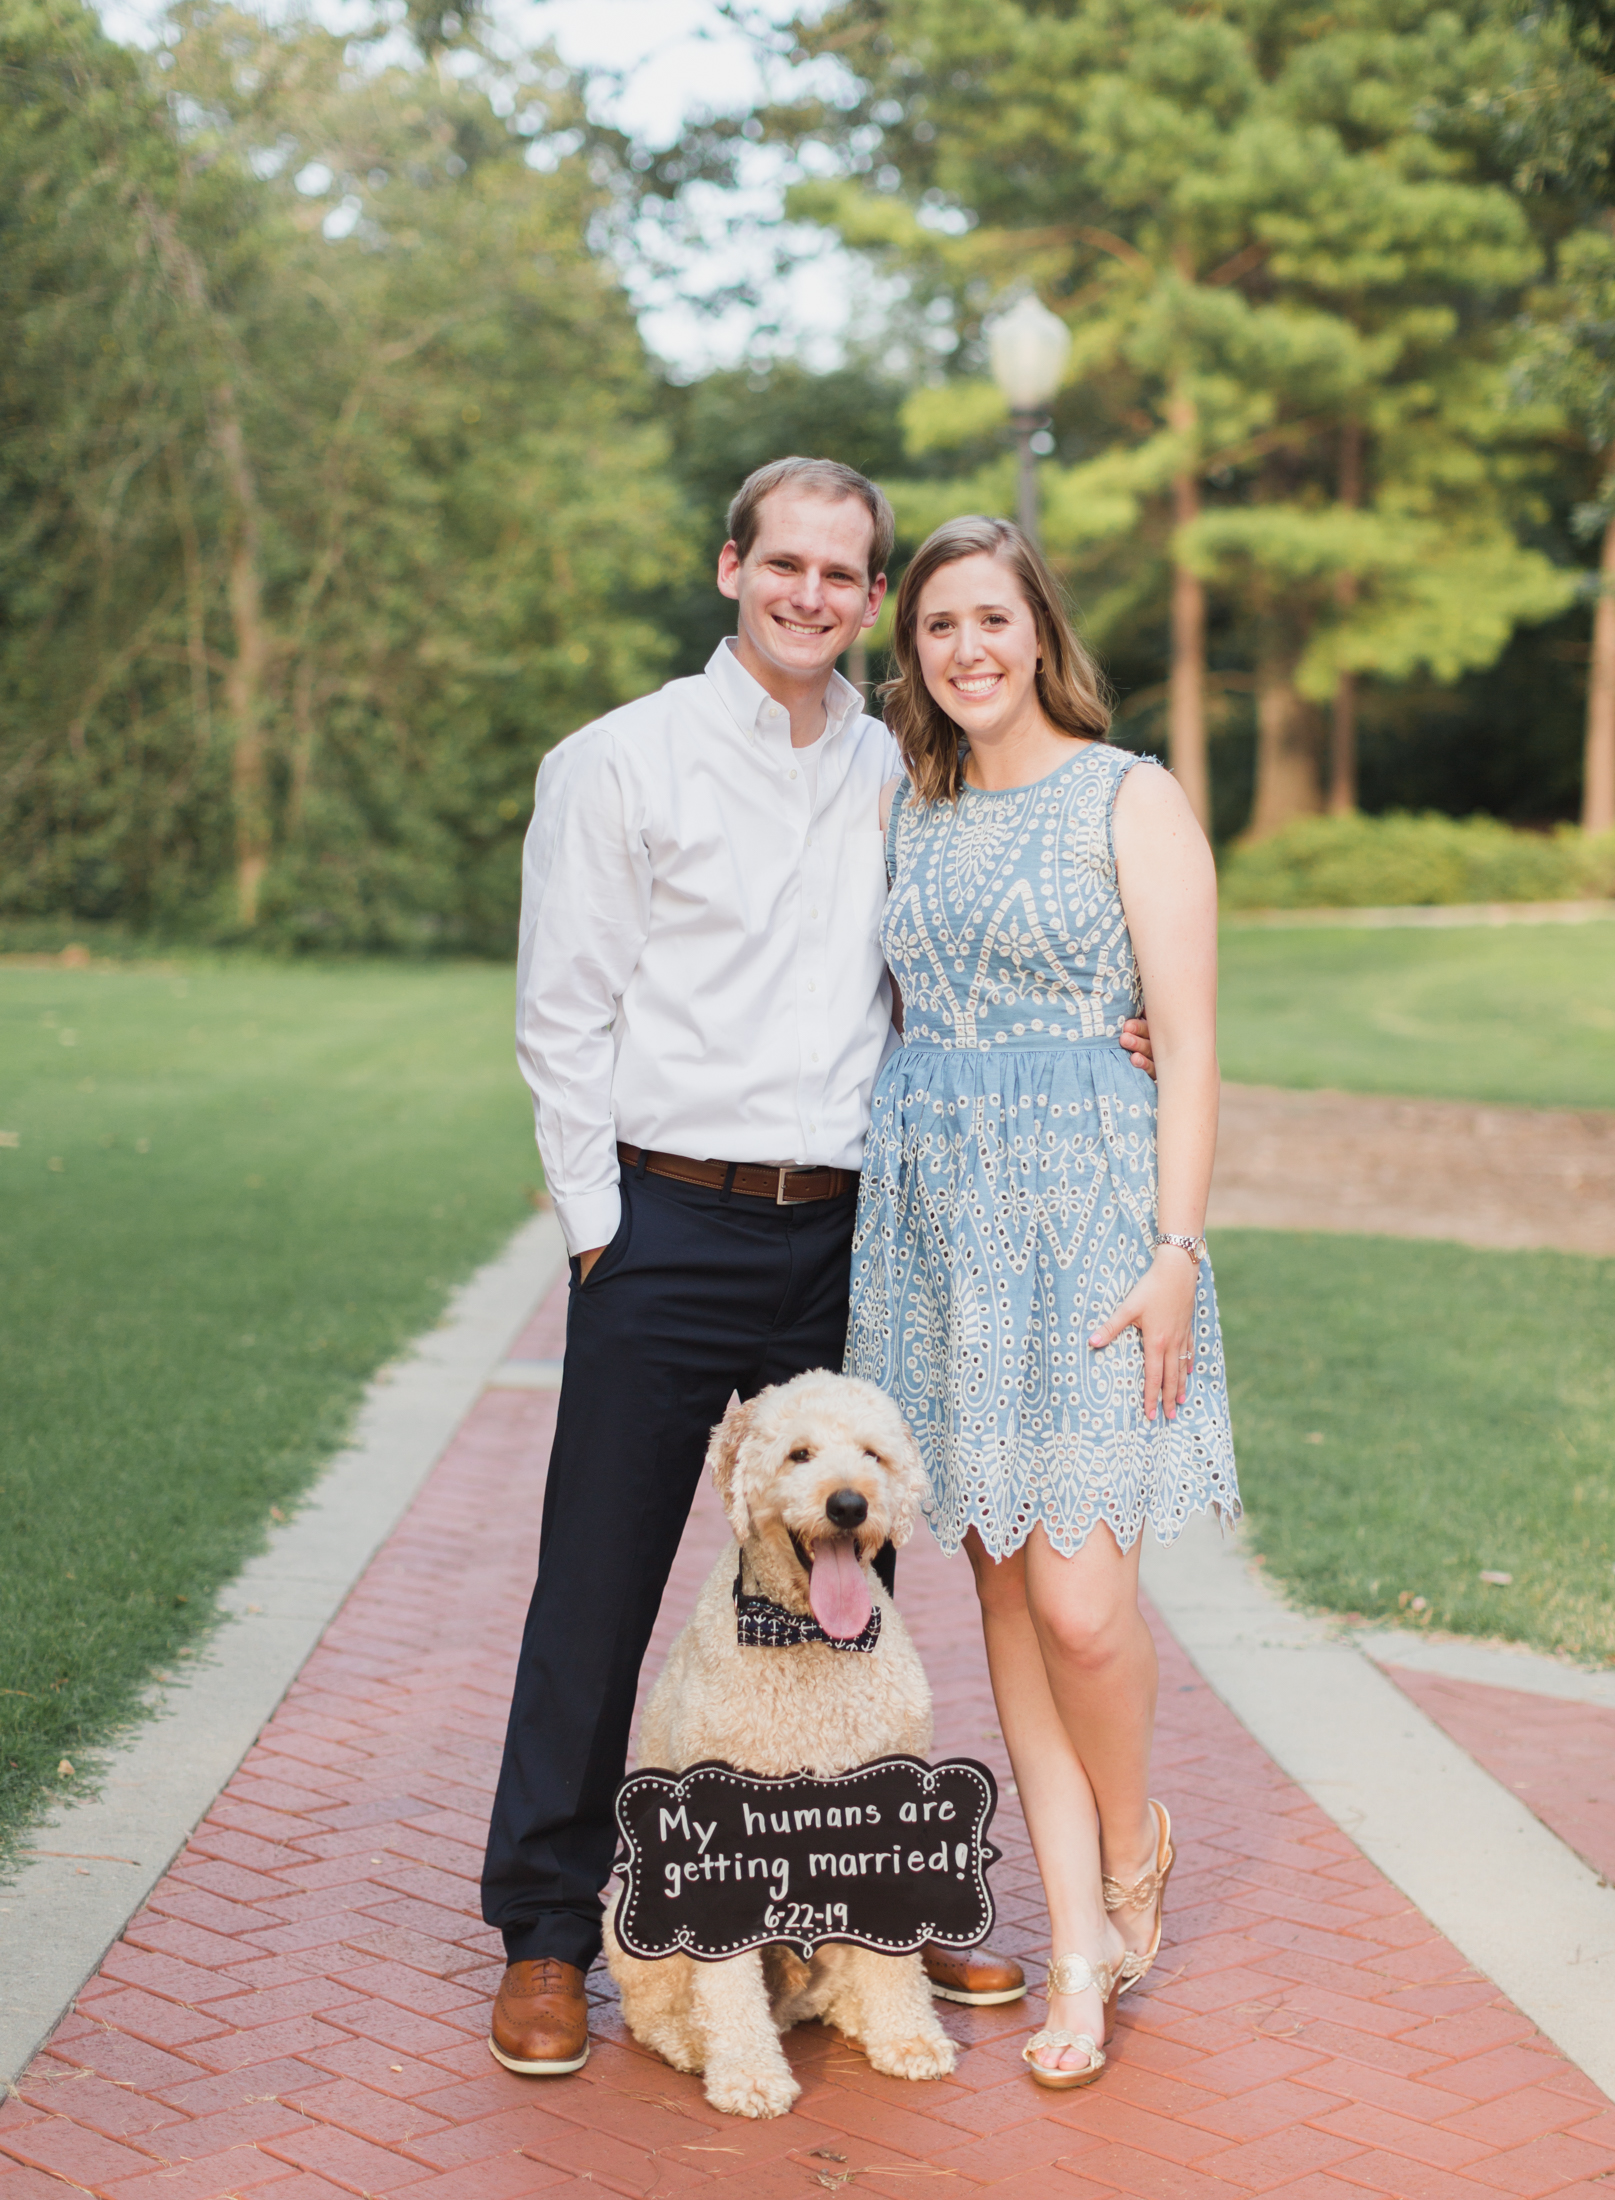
top-left (705, 636), bottom-right (864, 744)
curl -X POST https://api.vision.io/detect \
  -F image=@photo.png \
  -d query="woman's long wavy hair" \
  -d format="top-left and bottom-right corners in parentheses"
top-left (881, 515), bottom-right (1112, 804)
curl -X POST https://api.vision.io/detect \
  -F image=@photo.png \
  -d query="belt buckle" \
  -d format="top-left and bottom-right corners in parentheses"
top-left (776, 1165), bottom-right (814, 1205)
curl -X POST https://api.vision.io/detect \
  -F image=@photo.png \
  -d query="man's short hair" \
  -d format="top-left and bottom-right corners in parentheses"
top-left (726, 457), bottom-right (896, 579)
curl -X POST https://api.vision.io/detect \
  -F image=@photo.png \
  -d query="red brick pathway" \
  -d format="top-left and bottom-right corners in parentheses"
top-left (1381, 1667), bottom-right (1615, 1888)
top-left (3, 1275), bottom-right (1612, 2199)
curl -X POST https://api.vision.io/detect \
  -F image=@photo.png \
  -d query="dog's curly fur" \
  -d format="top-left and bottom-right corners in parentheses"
top-left (603, 1370), bottom-right (958, 2119)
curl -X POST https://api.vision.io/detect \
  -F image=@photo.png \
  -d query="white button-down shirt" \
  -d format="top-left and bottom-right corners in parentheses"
top-left (517, 639), bottom-right (902, 1254)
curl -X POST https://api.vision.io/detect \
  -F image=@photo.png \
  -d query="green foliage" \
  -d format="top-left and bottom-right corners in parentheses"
top-left (0, 955), bottom-right (536, 1860)
top-left (901, 380), bottom-right (1010, 456)
top-left (1485, 0), bottom-right (1615, 205)
top-left (777, 0), bottom-right (1586, 823)
top-left (1221, 810), bottom-right (1615, 909)
top-left (1188, 505), bottom-right (1574, 701)
top-left (0, 0), bottom-right (690, 951)
top-left (12, 0), bottom-right (1615, 921)
top-left (1217, 919), bottom-right (1615, 1109)
top-left (1, 0), bottom-right (237, 918)
top-left (1217, 1230), bottom-right (1615, 1662)
top-left (1514, 222), bottom-right (1615, 524)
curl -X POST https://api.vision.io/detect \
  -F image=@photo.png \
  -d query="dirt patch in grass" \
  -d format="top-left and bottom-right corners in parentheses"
top-left (1210, 1085), bottom-right (1615, 1256)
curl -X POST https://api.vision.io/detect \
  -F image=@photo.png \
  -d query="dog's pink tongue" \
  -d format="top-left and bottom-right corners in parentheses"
top-left (809, 1536), bottom-right (872, 1641)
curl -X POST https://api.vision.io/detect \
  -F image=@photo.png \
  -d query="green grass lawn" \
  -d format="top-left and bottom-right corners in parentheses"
top-left (1214, 1230), bottom-right (1615, 1664)
top-left (1218, 920), bottom-right (1615, 1109)
top-left (3, 925), bottom-right (1612, 1868)
top-left (1214, 921), bottom-right (1613, 1661)
top-left (0, 956), bottom-right (536, 1861)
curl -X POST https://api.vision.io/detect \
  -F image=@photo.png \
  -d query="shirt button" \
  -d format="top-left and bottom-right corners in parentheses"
top-left (812, 1051), bottom-right (820, 1064)
top-left (808, 907), bottom-right (818, 918)
top-left (789, 768), bottom-right (797, 780)
top-left (807, 980), bottom-right (816, 992)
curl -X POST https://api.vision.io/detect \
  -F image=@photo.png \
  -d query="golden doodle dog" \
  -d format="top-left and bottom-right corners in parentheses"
top-left (603, 1370), bottom-right (958, 2119)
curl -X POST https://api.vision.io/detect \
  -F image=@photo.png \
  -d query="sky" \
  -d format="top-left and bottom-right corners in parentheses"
top-left (514, 1), bottom-right (784, 146)
top-left (507, 1), bottom-right (863, 373)
top-left (93, 0), bottom-right (861, 374)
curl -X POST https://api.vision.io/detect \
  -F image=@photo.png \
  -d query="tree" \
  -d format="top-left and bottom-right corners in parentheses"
top-left (0, 0), bottom-right (691, 947)
top-left (775, 0), bottom-right (1575, 836)
top-left (1, 0), bottom-right (242, 921)
top-left (1498, 1), bottom-right (1615, 832)
top-left (1517, 229), bottom-right (1615, 831)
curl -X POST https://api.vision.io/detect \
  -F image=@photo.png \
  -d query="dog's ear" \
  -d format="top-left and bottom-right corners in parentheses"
top-left (885, 1411), bottom-right (928, 1549)
top-left (706, 1394), bottom-right (755, 1543)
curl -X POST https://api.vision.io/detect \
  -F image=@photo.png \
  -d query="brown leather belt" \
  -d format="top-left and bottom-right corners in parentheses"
top-left (617, 1142), bottom-right (857, 1206)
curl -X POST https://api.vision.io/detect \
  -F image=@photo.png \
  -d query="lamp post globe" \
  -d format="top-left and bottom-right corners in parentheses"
top-left (987, 295), bottom-right (1071, 545)
top-left (988, 294), bottom-right (1072, 411)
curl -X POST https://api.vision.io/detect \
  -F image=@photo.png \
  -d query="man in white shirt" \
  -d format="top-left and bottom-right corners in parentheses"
top-left (483, 459), bottom-right (1115, 2077)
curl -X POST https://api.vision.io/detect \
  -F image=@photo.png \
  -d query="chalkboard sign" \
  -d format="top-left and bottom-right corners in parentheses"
top-left (613, 1756), bottom-right (1000, 1962)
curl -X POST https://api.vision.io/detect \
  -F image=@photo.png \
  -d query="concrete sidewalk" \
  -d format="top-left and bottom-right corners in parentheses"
top-left (3, 1269), bottom-right (1612, 2199)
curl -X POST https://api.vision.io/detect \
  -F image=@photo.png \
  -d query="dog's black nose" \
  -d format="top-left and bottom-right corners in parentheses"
top-left (826, 1487), bottom-right (868, 1530)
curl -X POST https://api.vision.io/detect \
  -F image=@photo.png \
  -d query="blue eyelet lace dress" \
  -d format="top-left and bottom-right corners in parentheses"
top-left (845, 742), bottom-right (1239, 1560)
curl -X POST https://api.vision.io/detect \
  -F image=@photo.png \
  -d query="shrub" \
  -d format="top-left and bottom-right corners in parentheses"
top-left (1220, 813), bottom-right (1615, 910)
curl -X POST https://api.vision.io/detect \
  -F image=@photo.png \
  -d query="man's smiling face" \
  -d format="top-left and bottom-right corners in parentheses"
top-left (718, 489), bottom-right (886, 690)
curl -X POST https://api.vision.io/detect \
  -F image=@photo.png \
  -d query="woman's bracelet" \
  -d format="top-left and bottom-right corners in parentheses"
top-left (1157, 1231), bottom-right (1206, 1268)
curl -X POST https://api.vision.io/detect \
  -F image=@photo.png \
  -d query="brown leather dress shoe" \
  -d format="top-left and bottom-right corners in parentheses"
top-left (488, 1958), bottom-right (590, 2075)
top-left (922, 1940), bottom-right (1027, 2006)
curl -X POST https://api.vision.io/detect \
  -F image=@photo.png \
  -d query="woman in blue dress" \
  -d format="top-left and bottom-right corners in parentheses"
top-left (846, 516), bottom-right (1238, 2090)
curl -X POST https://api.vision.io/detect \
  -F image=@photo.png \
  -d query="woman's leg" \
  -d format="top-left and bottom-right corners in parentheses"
top-left (966, 1524), bottom-right (1162, 2072)
top-left (1023, 1522), bottom-right (1160, 1905)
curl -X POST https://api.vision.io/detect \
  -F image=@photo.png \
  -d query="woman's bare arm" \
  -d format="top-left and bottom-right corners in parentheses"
top-left (1087, 762), bottom-right (1219, 1419)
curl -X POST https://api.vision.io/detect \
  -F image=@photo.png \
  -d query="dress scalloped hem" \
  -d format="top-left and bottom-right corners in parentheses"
top-left (911, 1429), bottom-right (1239, 1564)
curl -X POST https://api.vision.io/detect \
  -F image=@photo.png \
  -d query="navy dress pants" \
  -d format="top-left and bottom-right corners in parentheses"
top-left (481, 1163), bottom-right (884, 1970)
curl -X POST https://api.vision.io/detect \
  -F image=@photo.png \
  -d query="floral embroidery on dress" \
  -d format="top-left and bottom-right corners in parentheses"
top-left (846, 742), bottom-right (1239, 1560)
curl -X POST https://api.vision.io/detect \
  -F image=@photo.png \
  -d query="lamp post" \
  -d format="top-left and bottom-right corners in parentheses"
top-left (987, 295), bottom-right (1072, 547)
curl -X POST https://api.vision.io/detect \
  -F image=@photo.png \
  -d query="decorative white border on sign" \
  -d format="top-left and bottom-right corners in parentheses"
top-left (613, 1755), bottom-right (1000, 1963)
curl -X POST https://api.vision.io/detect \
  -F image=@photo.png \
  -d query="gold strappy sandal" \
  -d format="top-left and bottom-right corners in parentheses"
top-left (1022, 1951), bottom-right (1122, 2091)
top-left (1105, 1798), bottom-right (1174, 1997)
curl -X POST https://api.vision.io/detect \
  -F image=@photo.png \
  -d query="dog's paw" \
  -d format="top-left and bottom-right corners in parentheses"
top-left (865, 2030), bottom-right (958, 2082)
top-left (703, 2063), bottom-right (801, 2119)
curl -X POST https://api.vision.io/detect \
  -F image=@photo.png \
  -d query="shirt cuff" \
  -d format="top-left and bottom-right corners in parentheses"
top-left (553, 1183), bottom-right (622, 1260)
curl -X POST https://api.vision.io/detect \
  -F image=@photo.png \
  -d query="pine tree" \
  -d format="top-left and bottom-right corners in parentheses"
top-left (779, 0), bottom-right (1575, 835)
top-left (1498, 0), bottom-right (1615, 832)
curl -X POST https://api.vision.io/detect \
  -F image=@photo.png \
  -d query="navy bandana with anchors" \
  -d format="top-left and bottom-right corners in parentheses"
top-left (733, 1556), bottom-right (882, 1654)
